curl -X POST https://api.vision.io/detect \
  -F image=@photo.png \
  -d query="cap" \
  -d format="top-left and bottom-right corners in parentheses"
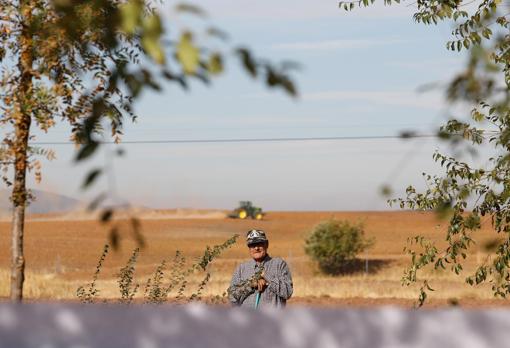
top-left (246, 229), bottom-right (268, 246)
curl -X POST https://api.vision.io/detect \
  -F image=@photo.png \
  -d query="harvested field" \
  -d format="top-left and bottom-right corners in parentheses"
top-left (0, 210), bottom-right (507, 307)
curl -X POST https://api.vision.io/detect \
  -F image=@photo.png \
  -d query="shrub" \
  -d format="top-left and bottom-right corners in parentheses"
top-left (304, 220), bottom-right (374, 274)
top-left (77, 234), bottom-right (239, 304)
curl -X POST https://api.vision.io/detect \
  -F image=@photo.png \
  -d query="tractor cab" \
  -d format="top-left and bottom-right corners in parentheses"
top-left (228, 201), bottom-right (264, 220)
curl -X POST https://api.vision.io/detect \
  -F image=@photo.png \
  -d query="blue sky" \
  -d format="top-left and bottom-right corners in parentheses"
top-left (20, 0), bottom-right (483, 210)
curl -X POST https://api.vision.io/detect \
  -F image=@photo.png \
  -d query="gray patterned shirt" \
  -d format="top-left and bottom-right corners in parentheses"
top-left (228, 255), bottom-right (293, 308)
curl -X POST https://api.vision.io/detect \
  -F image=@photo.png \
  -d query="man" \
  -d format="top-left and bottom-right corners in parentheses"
top-left (228, 229), bottom-right (293, 308)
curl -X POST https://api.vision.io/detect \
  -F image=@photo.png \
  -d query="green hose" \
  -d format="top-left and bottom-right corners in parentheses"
top-left (254, 291), bottom-right (261, 309)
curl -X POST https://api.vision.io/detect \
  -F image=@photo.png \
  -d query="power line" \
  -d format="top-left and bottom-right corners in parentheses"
top-left (30, 134), bottom-right (441, 145)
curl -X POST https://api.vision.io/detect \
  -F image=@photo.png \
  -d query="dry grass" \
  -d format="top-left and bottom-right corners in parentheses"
top-left (0, 260), bottom-right (496, 301)
top-left (0, 211), bottom-right (505, 305)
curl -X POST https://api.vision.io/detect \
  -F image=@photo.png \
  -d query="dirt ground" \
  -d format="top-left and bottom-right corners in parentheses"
top-left (0, 210), bottom-right (507, 307)
top-left (288, 296), bottom-right (510, 308)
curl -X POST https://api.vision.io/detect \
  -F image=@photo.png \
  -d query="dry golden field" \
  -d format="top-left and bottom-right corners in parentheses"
top-left (0, 210), bottom-right (508, 307)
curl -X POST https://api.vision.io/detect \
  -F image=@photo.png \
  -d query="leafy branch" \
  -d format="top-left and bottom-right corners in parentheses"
top-left (77, 234), bottom-right (239, 304)
top-left (340, 0), bottom-right (510, 305)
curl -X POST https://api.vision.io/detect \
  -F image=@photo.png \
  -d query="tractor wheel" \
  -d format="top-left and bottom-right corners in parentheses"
top-left (255, 213), bottom-right (263, 220)
top-left (238, 209), bottom-right (248, 219)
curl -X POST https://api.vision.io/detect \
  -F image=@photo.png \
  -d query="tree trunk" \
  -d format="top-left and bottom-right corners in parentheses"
top-left (10, 2), bottom-right (33, 302)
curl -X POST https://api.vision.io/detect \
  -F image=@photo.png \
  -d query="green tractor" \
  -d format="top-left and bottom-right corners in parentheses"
top-left (228, 201), bottom-right (265, 220)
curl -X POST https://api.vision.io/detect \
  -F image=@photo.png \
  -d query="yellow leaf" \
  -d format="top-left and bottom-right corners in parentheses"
top-left (176, 32), bottom-right (200, 74)
top-left (120, 0), bottom-right (143, 35)
top-left (142, 14), bottom-right (163, 38)
top-left (207, 53), bottom-right (223, 74)
top-left (141, 14), bottom-right (165, 64)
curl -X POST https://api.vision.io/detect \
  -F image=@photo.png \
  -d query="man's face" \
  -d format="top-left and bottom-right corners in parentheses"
top-left (248, 241), bottom-right (268, 262)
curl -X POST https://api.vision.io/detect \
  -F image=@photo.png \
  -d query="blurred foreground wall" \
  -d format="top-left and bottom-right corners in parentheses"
top-left (0, 303), bottom-right (509, 348)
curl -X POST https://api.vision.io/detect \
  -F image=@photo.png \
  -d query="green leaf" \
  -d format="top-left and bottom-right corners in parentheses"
top-left (193, 72), bottom-right (210, 85)
top-left (130, 217), bottom-right (145, 248)
top-left (175, 3), bottom-right (207, 17)
top-left (417, 289), bottom-right (427, 307)
top-left (482, 27), bottom-right (492, 39)
top-left (76, 141), bottom-right (99, 162)
top-left (82, 169), bottom-right (102, 189)
top-left (109, 227), bottom-right (120, 250)
top-left (380, 185), bottom-right (393, 197)
top-left (280, 77), bottom-right (297, 97)
top-left (87, 193), bottom-right (107, 211)
top-left (101, 209), bottom-right (114, 223)
top-left (471, 110), bottom-right (484, 122)
top-left (236, 48), bottom-right (257, 78)
top-left (162, 70), bottom-right (188, 90)
top-left (265, 67), bottom-right (297, 97)
top-left (176, 32), bottom-right (200, 74)
top-left (484, 238), bottom-right (500, 252)
top-left (207, 27), bottom-right (229, 41)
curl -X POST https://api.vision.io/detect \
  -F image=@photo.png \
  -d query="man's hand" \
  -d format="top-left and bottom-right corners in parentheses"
top-left (257, 277), bottom-right (267, 292)
top-left (251, 275), bottom-right (268, 292)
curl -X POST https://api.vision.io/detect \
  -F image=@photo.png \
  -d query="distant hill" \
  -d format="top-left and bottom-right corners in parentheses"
top-left (0, 189), bottom-right (81, 215)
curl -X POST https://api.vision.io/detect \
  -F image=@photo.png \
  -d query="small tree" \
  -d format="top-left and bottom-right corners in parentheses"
top-left (0, 0), bottom-right (297, 302)
top-left (77, 234), bottom-right (239, 304)
top-left (339, 0), bottom-right (510, 305)
top-left (304, 220), bottom-right (374, 275)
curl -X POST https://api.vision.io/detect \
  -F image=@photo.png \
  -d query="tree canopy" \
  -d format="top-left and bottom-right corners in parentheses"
top-left (340, 0), bottom-right (510, 305)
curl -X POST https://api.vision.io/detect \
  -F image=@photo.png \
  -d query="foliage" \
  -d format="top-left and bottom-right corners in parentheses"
top-left (77, 234), bottom-right (239, 304)
top-left (76, 244), bottom-right (110, 303)
top-left (1, 0), bottom-right (298, 301)
top-left (304, 220), bottom-right (374, 274)
top-left (0, 0), bottom-right (298, 182)
top-left (340, 0), bottom-right (510, 305)
top-left (117, 247), bottom-right (140, 304)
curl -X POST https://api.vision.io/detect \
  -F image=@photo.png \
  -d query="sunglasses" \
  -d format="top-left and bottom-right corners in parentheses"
top-left (248, 242), bottom-right (267, 249)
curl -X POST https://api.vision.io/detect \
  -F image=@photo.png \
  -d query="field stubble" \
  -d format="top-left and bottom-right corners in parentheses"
top-left (0, 211), bottom-right (506, 306)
